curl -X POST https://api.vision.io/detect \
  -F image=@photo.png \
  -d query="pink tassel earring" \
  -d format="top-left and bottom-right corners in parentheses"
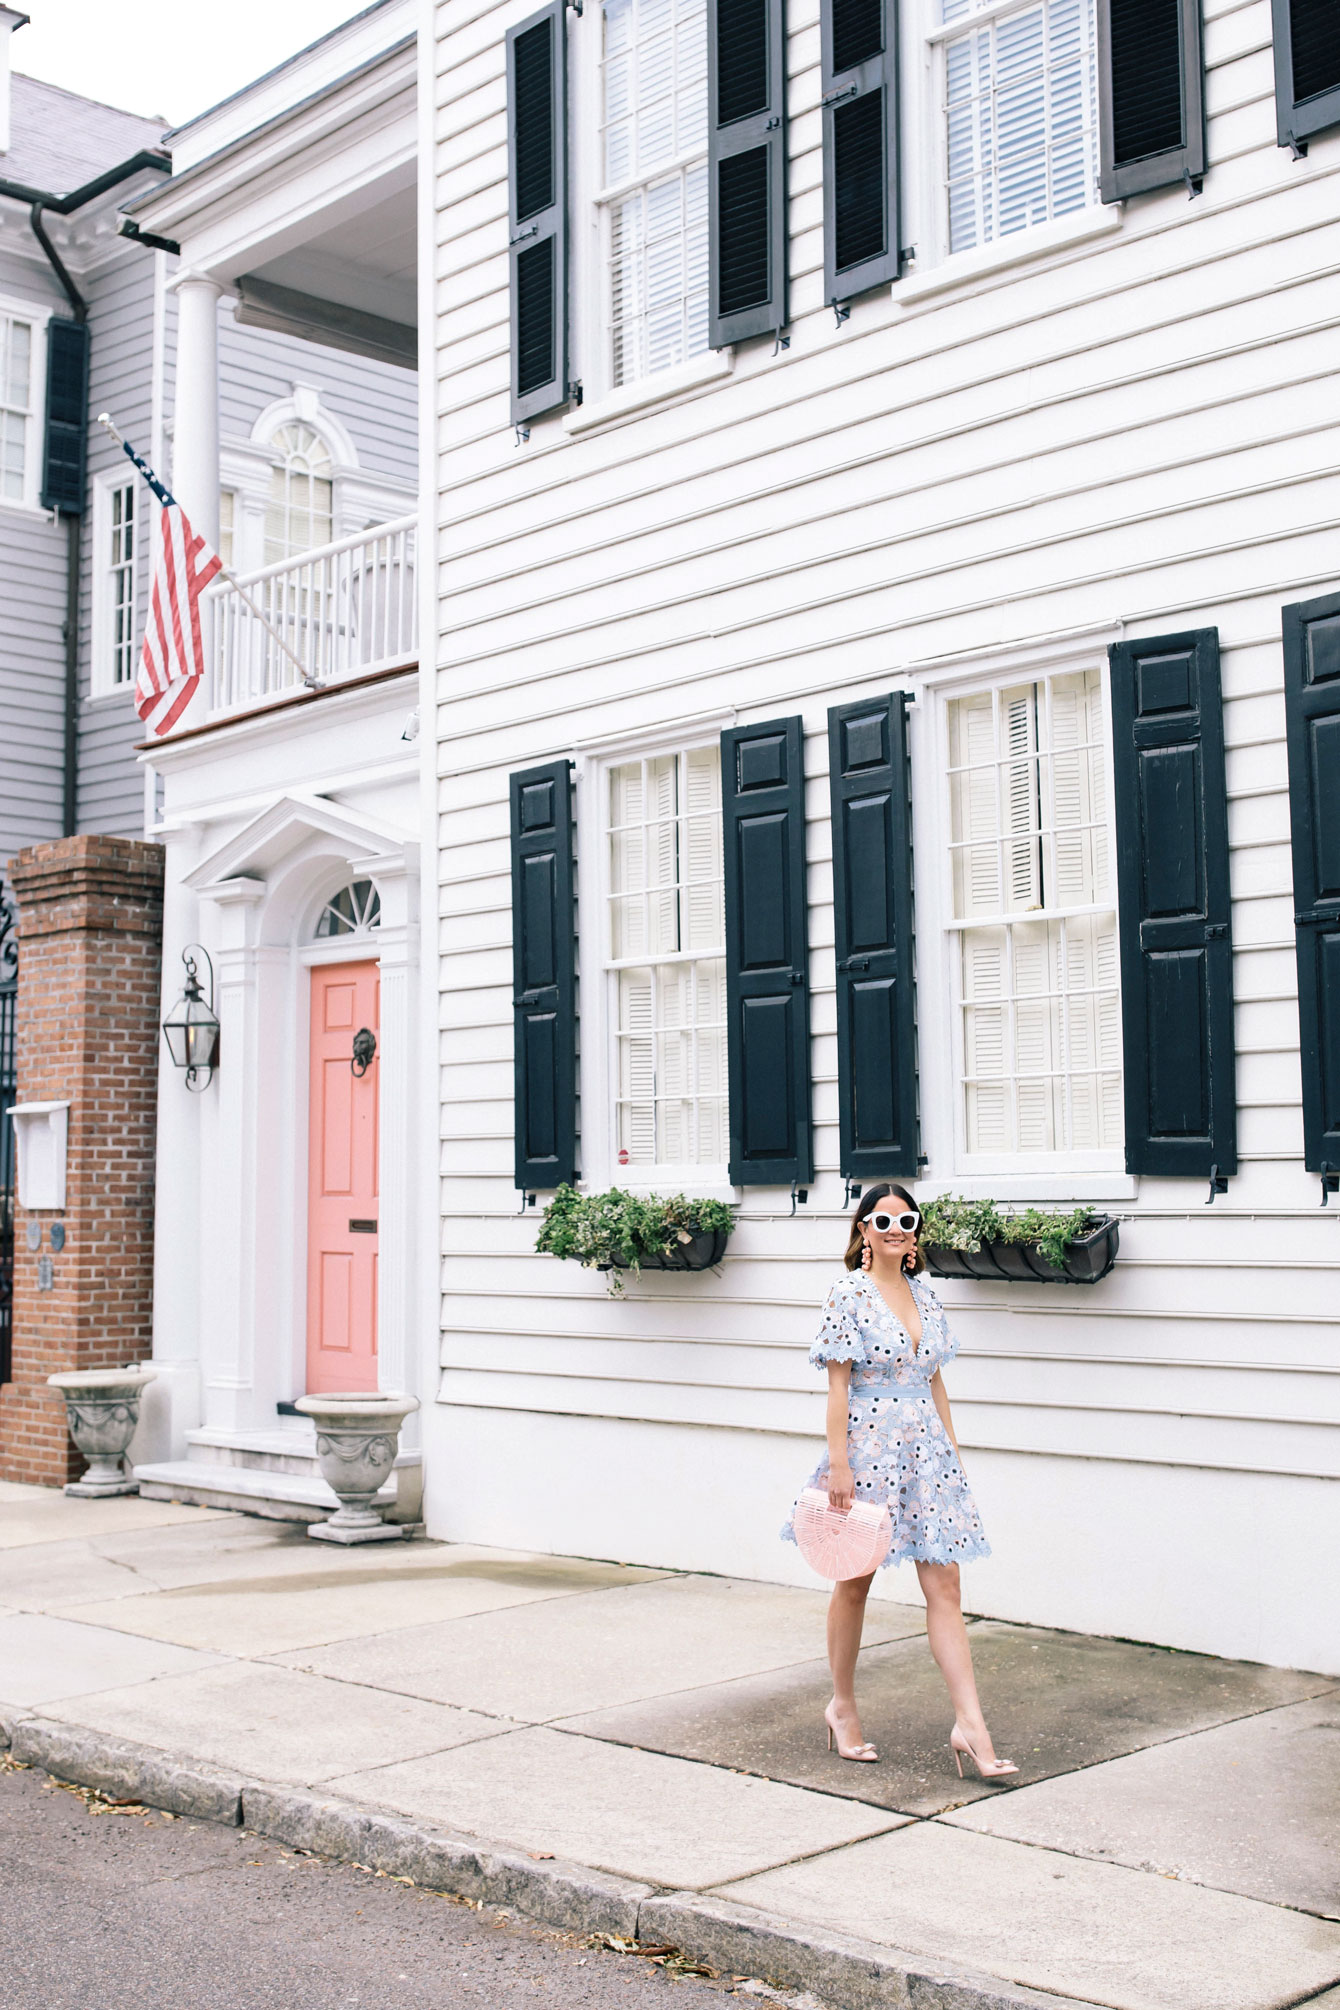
top-left (861, 1239), bottom-right (872, 1271)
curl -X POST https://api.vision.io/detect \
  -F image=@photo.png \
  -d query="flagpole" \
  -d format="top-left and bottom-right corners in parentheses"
top-left (96, 413), bottom-right (324, 692)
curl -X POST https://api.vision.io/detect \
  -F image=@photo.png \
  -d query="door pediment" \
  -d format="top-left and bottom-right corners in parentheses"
top-left (185, 796), bottom-right (416, 894)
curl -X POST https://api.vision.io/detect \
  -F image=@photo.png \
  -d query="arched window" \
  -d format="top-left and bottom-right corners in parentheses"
top-left (265, 422), bottom-right (334, 564)
top-left (314, 880), bottom-right (381, 940)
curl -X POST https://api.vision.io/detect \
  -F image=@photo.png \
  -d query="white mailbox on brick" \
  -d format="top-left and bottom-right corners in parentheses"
top-left (9, 1101), bottom-right (71, 1211)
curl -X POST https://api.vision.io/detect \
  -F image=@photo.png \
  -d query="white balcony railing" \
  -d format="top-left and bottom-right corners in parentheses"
top-left (208, 512), bottom-right (417, 713)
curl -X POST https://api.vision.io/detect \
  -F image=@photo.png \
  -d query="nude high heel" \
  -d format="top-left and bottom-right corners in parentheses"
top-left (950, 1728), bottom-right (1018, 1780)
top-left (825, 1703), bottom-right (878, 1763)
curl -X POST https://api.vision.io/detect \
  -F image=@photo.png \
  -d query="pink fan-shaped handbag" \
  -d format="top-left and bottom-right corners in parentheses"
top-left (793, 1487), bottom-right (892, 1581)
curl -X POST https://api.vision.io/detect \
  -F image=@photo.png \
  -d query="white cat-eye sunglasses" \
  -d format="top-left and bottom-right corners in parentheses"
top-left (867, 1210), bottom-right (920, 1235)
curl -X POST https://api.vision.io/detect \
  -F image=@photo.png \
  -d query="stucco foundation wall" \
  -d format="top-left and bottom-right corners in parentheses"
top-left (427, 1404), bottom-right (1340, 1676)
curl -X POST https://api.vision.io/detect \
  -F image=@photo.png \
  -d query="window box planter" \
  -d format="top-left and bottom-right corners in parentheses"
top-left (924, 1214), bottom-right (1119, 1285)
top-left (615, 1226), bottom-right (730, 1272)
top-left (536, 1185), bottom-right (735, 1290)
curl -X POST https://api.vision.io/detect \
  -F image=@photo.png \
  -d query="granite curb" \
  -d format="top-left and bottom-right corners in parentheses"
top-left (241, 1783), bottom-right (650, 1939)
top-left (10, 1715), bottom-right (246, 1825)
top-left (638, 1893), bottom-right (1109, 2010)
top-left (2, 1715), bottom-right (1110, 2010)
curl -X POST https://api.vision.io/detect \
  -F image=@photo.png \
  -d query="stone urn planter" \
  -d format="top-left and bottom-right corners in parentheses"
top-left (47, 1366), bottom-right (158, 1497)
top-left (294, 1391), bottom-right (420, 1544)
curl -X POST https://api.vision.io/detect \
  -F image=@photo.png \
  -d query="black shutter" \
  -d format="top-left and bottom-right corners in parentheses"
top-left (1097, 0), bottom-right (1205, 201)
top-left (510, 760), bottom-right (576, 1188)
top-left (1272, 0), bottom-right (1340, 154)
top-left (1282, 591), bottom-right (1340, 1176)
top-left (507, 1), bottom-right (568, 426)
top-left (708, 0), bottom-right (788, 347)
top-left (1109, 629), bottom-right (1236, 1177)
top-left (829, 691), bottom-right (917, 1179)
top-left (821, 0), bottom-right (899, 305)
top-left (41, 318), bottom-right (90, 515)
top-left (722, 716), bottom-right (812, 1184)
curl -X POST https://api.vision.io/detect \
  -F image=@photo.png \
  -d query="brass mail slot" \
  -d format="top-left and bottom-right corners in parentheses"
top-left (348, 1219), bottom-right (378, 1233)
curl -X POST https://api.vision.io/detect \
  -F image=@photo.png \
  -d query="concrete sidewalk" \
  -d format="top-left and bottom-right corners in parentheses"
top-left (0, 1481), bottom-right (1336, 2010)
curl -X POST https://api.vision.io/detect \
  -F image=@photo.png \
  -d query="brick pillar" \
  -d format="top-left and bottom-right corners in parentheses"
top-left (0, 838), bottom-right (164, 1485)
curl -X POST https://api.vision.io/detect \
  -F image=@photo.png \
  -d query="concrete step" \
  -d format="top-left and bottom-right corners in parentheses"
top-left (131, 1459), bottom-right (363, 1522)
top-left (183, 1425), bottom-right (322, 1480)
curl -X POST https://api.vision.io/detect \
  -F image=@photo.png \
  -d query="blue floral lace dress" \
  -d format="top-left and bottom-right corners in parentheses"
top-left (781, 1270), bottom-right (991, 1570)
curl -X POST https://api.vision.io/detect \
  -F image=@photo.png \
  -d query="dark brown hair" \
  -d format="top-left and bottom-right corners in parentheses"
top-left (843, 1182), bottom-right (925, 1274)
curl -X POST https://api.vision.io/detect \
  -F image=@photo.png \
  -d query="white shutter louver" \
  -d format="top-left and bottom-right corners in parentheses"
top-left (944, 0), bottom-right (1099, 257)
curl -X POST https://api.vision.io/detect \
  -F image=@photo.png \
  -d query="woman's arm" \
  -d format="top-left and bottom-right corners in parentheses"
top-left (930, 1370), bottom-right (963, 1461)
top-left (826, 1362), bottom-right (854, 1511)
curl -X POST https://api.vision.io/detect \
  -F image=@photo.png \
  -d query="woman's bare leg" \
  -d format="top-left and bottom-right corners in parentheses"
top-left (827, 1571), bottom-right (876, 1747)
top-left (914, 1560), bottom-right (1002, 1764)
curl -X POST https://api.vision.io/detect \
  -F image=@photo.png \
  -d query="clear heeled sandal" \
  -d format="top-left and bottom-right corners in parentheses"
top-left (950, 1727), bottom-right (1018, 1779)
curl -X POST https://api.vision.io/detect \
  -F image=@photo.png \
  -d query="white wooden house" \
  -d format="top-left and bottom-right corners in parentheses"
top-left (95, 1), bottom-right (430, 1520)
top-left (424, 0), bottom-right (1340, 1674)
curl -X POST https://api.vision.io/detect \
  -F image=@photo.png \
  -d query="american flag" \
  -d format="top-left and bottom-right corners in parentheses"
top-left (134, 502), bottom-right (223, 738)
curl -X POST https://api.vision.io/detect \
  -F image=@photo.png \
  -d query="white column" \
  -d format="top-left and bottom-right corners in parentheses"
top-left (170, 273), bottom-right (223, 543)
top-left (168, 272), bottom-right (223, 733)
top-left (137, 826), bottom-right (206, 1467)
top-left (352, 848), bottom-right (420, 1421)
top-left (195, 876), bottom-right (266, 1435)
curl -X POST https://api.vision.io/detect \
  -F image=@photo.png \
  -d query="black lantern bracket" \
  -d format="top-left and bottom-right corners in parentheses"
top-left (162, 942), bottom-right (220, 1091)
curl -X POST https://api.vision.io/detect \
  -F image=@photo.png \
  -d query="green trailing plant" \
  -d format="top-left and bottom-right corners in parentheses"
top-left (536, 1185), bottom-right (736, 1294)
top-left (918, 1195), bottom-right (1095, 1271)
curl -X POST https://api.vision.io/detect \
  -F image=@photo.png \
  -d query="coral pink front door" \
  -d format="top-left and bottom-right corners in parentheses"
top-left (306, 961), bottom-right (380, 1394)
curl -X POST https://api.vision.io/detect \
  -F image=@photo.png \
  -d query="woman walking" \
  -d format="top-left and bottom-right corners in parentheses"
top-left (782, 1182), bottom-right (1016, 1779)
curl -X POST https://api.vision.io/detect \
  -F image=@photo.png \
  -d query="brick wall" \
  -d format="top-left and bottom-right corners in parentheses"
top-left (0, 837), bottom-right (164, 1485)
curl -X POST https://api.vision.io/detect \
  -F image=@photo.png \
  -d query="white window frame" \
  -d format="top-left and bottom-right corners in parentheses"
top-left (218, 485), bottom-right (237, 570)
top-left (576, 718), bottom-right (734, 1194)
top-left (911, 0), bottom-right (1104, 277)
top-left (89, 468), bottom-right (141, 700)
top-left (911, 641), bottom-right (1130, 1192)
top-left (0, 296), bottom-right (49, 515)
top-left (219, 388), bottom-right (413, 574)
top-left (571, 0), bottom-right (712, 411)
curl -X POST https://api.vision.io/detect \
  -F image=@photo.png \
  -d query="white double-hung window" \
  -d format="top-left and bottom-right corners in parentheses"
top-left (600, 0), bottom-right (709, 388)
top-left (106, 480), bottom-right (137, 685)
top-left (606, 745), bottom-right (726, 1175)
top-left (89, 473), bottom-right (139, 697)
top-left (0, 313), bottom-right (33, 502)
top-left (945, 667), bottom-right (1122, 1166)
top-left (264, 421), bottom-right (334, 564)
top-left (934, 0), bottom-right (1099, 255)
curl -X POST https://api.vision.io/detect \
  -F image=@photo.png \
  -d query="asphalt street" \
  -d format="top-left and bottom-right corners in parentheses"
top-left (0, 1761), bottom-right (801, 2010)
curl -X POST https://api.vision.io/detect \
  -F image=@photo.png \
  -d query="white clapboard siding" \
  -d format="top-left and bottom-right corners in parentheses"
top-left (429, 0), bottom-right (1340, 1662)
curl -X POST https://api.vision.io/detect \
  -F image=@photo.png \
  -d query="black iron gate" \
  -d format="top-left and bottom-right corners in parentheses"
top-left (0, 879), bottom-right (16, 1386)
